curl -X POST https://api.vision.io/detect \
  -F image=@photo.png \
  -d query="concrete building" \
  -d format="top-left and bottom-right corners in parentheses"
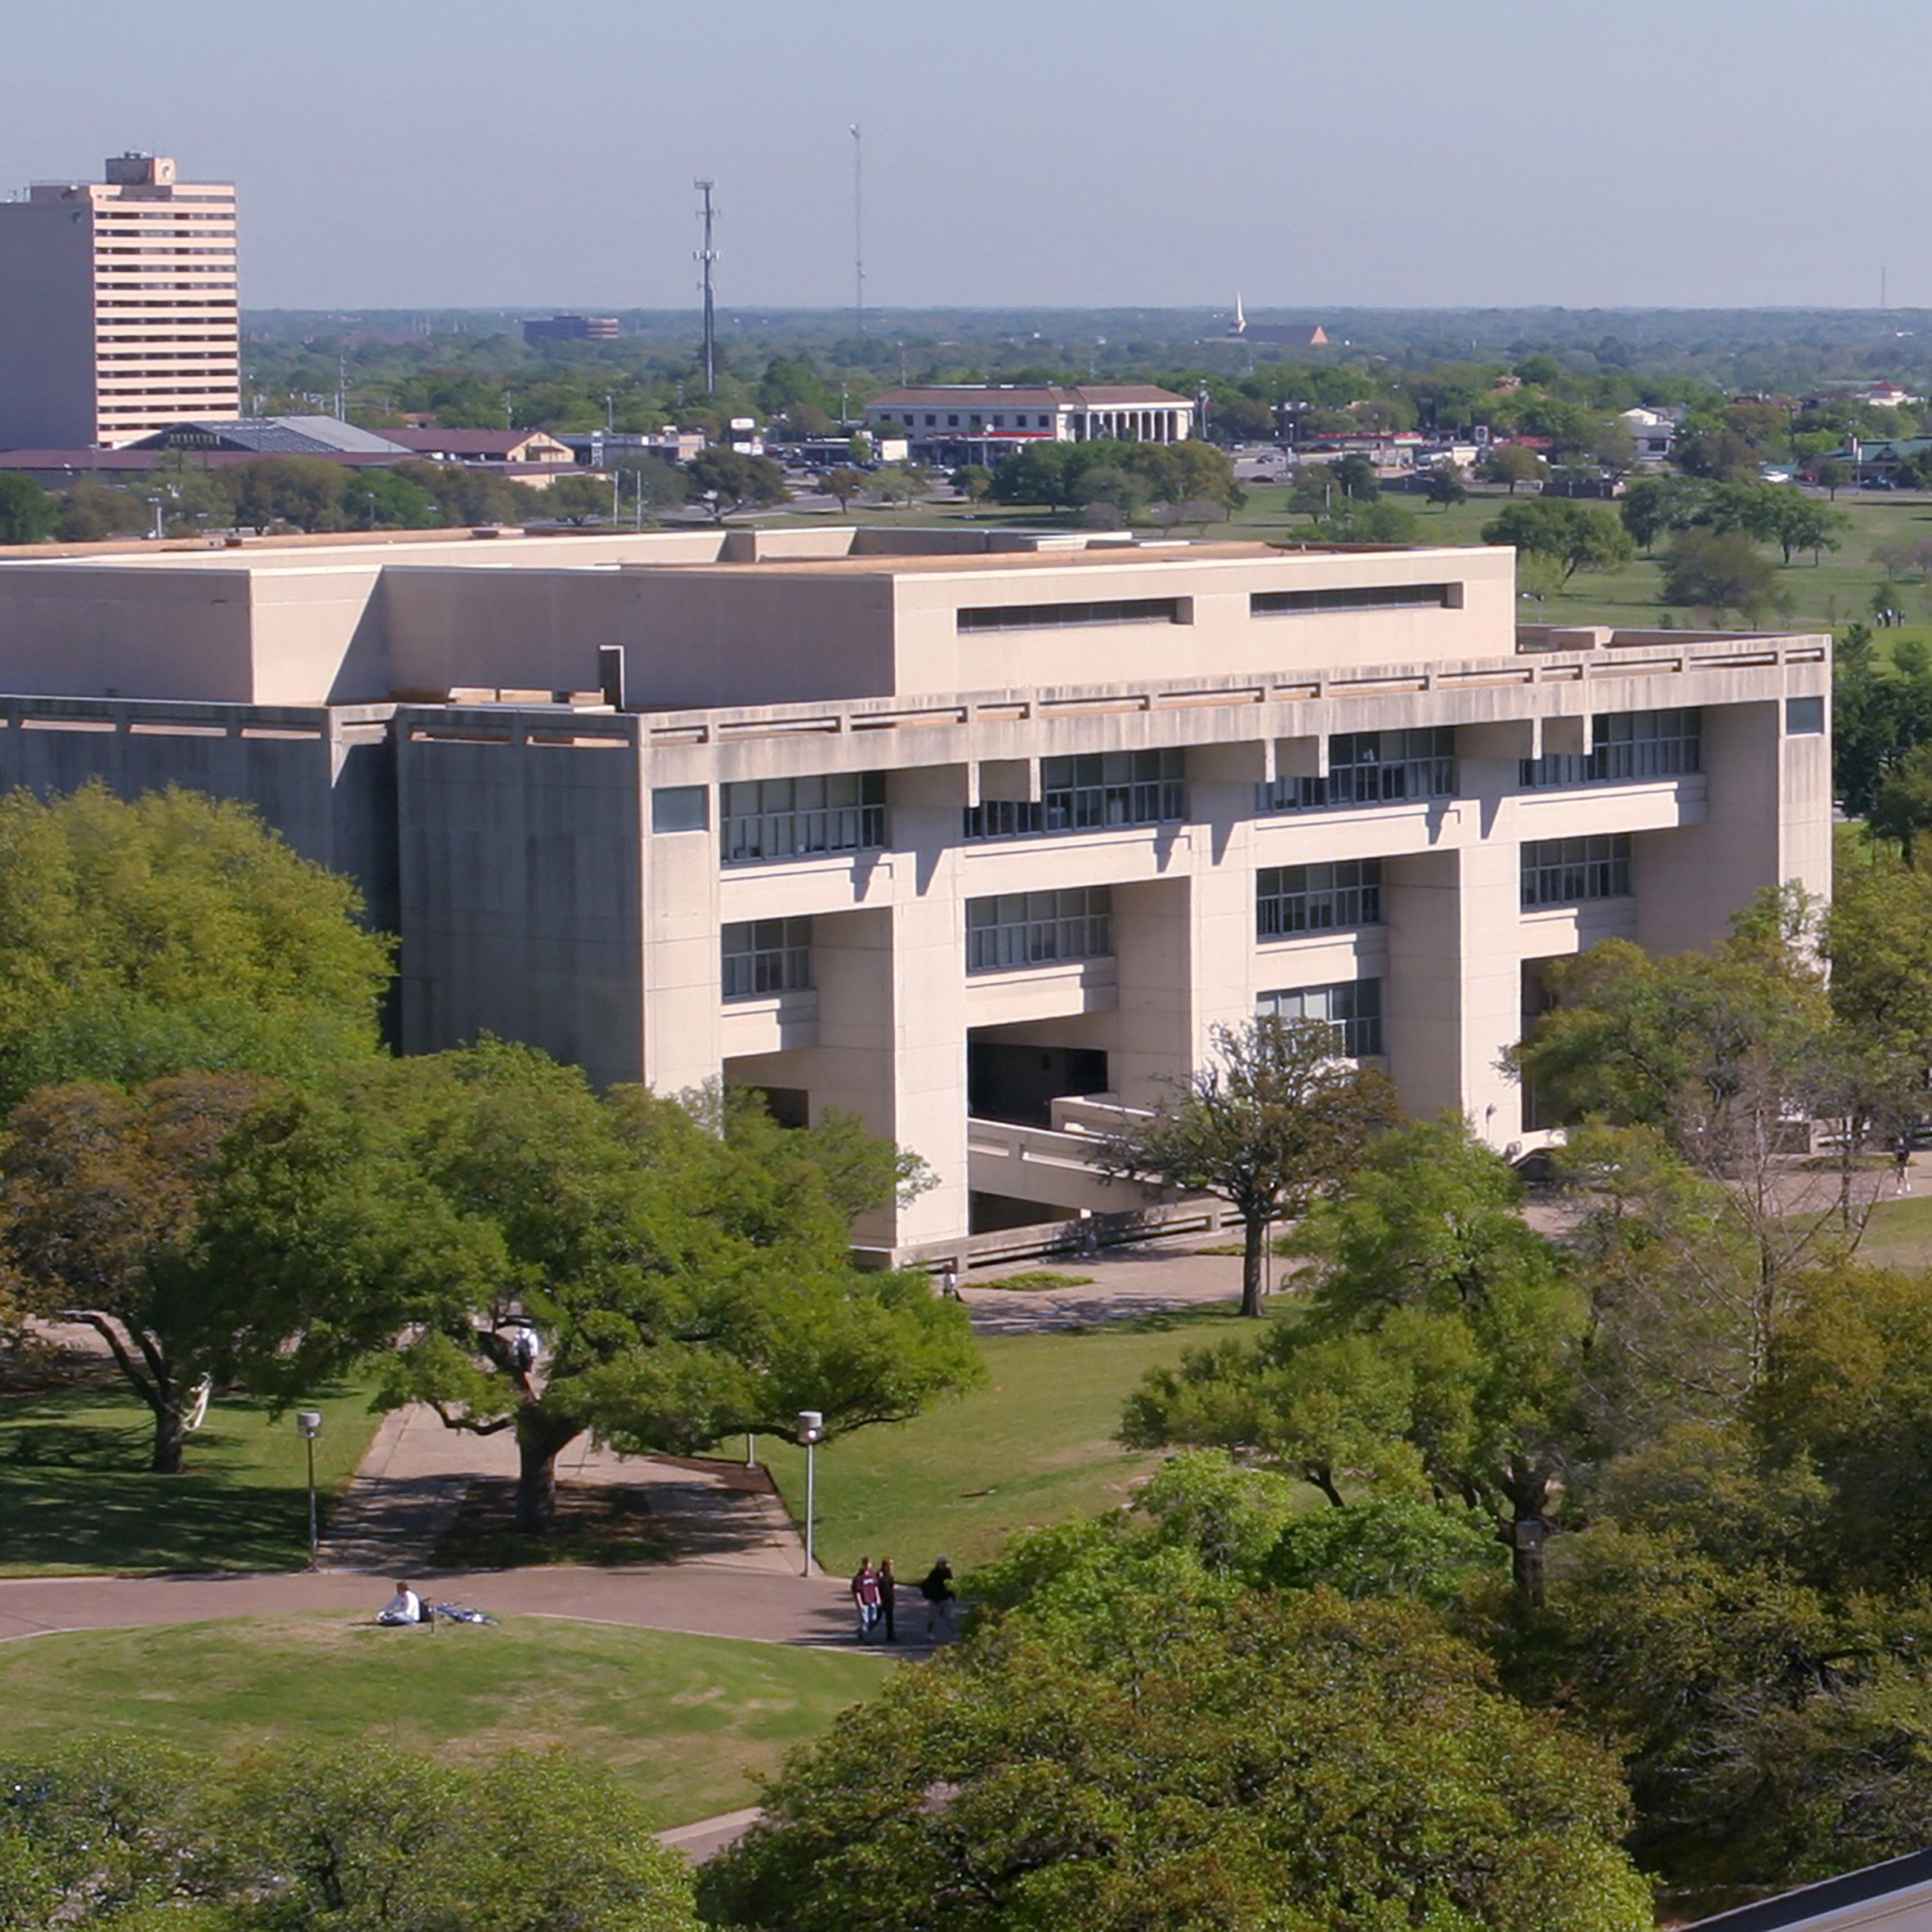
top-left (0, 154), bottom-right (239, 449)
top-left (1688, 1845), bottom-right (1932, 1929)
top-left (0, 525), bottom-right (1829, 1261)
top-left (866, 384), bottom-right (1195, 467)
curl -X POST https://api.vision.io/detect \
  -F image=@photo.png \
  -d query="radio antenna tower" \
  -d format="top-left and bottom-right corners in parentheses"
top-left (850, 124), bottom-right (865, 330)
top-left (695, 179), bottom-right (718, 392)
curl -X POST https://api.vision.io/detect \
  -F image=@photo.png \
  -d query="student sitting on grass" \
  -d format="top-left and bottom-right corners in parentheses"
top-left (376, 1578), bottom-right (431, 1626)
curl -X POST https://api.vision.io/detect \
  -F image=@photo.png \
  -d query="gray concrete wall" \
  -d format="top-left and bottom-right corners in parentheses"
top-left (396, 716), bottom-right (643, 1082)
top-left (0, 567), bottom-right (257, 700)
top-left (0, 200), bottom-right (97, 449)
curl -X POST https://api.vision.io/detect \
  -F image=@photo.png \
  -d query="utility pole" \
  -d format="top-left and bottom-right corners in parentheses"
top-left (850, 124), bottom-right (865, 331)
top-left (695, 180), bottom-right (718, 393)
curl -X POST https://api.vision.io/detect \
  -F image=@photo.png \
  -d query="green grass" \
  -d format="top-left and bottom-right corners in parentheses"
top-left (0, 1614), bottom-right (890, 1827)
top-left (0, 1372), bottom-right (382, 1576)
top-left (980, 1269), bottom-right (1093, 1290)
top-left (756, 1308), bottom-right (1249, 1576)
top-left (1855, 1192), bottom-right (1932, 1269)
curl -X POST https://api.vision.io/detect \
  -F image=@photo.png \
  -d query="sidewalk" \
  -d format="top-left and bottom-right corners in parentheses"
top-left (963, 1241), bottom-right (1250, 1332)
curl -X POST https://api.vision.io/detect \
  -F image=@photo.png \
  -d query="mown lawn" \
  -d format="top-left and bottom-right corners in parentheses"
top-left (757, 1306), bottom-right (1254, 1576)
top-left (0, 1614), bottom-right (890, 1827)
top-left (0, 1371), bottom-right (382, 1576)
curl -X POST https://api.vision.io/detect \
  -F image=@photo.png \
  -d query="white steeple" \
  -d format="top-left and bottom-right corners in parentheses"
top-left (1232, 290), bottom-right (1246, 334)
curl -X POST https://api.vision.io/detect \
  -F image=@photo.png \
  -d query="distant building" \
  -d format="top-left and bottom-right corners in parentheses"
top-left (865, 383), bottom-right (1195, 466)
top-left (521, 314), bottom-right (620, 344)
top-left (132, 417), bottom-right (413, 458)
top-left (1619, 406), bottom-right (1678, 463)
top-left (0, 153), bottom-right (239, 449)
top-left (384, 427), bottom-right (576, 467)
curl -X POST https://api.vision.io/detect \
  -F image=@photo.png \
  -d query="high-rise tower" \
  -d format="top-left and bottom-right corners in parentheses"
top-left (0, 152), bottom-right (239, 449)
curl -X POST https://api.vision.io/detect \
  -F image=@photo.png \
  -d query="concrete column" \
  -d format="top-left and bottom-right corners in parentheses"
top-left (1110, 874), bottom-right (1196, 1107)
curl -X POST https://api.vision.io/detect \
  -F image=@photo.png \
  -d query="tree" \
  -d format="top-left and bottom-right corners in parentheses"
top-left (0, 1072), bottom-right (419, 1474)
top-left (1422, 462), bottom-right (1467, 508)
top-left (342, 465), bottom-right (439, 529)
top-left (230, 458), bottom-right (352, 534)
top-left (541, 474), bottom-right (613, 525)
top-left (1868, 742), bottom-right (1932, 860)
top-left (0, 785), bottom-right (391, 1111)
top-left (1316, 495), bottom-right (1420, 543)
top-left (1660, 525), bottom-right (1776, 617)
top-left (986, 441), bottom-right (1084, 513)
top-left (1481, 498), bottom-right (1636, 581)
top-left (0, 1737), bottom-right (701, 1931)
top-left (1620, 473), bottom-right (1709, 552)
top-left (685, 449), bottom-right (789, 521)
top-left (701, 1586), bottom-right (1649, 1932)
top-left (1098, 1016), bottom-right (1397, 1319)
top-left (1071, 462), bottom-right (1147, 525)
top-left (1762, 489), bottom-right (1844, 564)
top-left (821, 464), bottom-right (865, 511)
top-left (1813, 456), bottom-right (1852, 499)
top-left (950, 462), bottom-right (993, 507)
top-left (1478, 444), bottom-right (1547, 494)
top-left (607, 453), bottom-right (690, 521)
top-left (1674, 427), bottom-right (1763, 481)
top-left (1125, 1119), bottom-right (1587, 1598)
top-left (865, 463), bottom-right (924, 512)
top-left (0, 472), bottom-right (59, 544)
top-left (342, 1044), bottom-right (978, 1532)
top-left (52, 480), bottom-right (146, 543)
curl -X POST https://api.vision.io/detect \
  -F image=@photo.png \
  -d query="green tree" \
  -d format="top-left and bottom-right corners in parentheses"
top-left (702, 1586), bottom-right (1648, 1932)
top-left (986, 441), bottom-right (1084, 513)
top-left (1126, 1119), bottom-right (1586, 1598)
top-left (1478, 444), bottom-right (1547, 494)
top-left (1619, 473), bottom-right (1709, 552)
top-left (1481, 499), bottom-right (1636, 581)
top-left (539, 473), bottom-right (613, 525)
top-left (340, 466), bottom-right (439, 530)
top-left (0, 785), bottom-right (391, 1108)
top-left (1868, 741), bottom-right (1932, 859)
top-left (1422, 462), bottom-right (1467, 508)
top-left (1098, 1015), bottom-right (1398, 1319)
top-left (0, 472), bottom-right (59, 544)
top-left (608, 453), bottom-right (690, 521)
top-left (1316, 495), bottom-right (1421, 543)
top-left (1674, 427), bottom-right (1764, 481)
top-left (342, 1045), bottom-right (978, 1531)
top-left (821, 464), bottom-right (865, 511)
top-left (1813, 456), bottom-right (1852, 498)
top-left (230, 458), bottom-right (352, 534)
top-left (685, 449), bottom-right (789, 521)
top-left (950, 462), bottom-right (993, 506)
top-left (1660, 525), bottom-right (1777, 617)
top-left (0, 1073), bottom-right (420, 1474)
top-left (52, 480), bottom-right (147, 543)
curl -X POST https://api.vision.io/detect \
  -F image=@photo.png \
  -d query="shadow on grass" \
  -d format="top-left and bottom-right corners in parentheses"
top-left (0, 1377), bottom-right (375, 1574)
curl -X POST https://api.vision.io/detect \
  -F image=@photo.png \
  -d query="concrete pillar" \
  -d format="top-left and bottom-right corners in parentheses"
top-left (1110, 874), bottom-right (1196, 1107)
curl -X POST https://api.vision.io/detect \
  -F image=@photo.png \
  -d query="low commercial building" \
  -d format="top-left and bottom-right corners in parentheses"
top-left (865, 384), bottom-right (1195, 466)
top-left (521, 314), bottom-right (620, 343)
top-left (0, 525), bottom-right (1829, 1259)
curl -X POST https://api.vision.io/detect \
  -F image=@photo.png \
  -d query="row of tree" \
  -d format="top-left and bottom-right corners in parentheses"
top-left (0, 786), bottom-right (977, 1527)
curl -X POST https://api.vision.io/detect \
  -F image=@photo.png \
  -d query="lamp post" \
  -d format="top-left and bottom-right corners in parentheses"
top-left (797, 1409), bottom-right (823, 1576)
top-left (296, 1410), bottom-right (322, 1568)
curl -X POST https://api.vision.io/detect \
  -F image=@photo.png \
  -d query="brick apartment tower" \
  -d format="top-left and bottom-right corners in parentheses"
top-left (0, 153), bottom-right (239, 449)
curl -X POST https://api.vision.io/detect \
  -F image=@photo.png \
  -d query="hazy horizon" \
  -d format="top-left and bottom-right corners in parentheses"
top-left (6, 0), bottom-right (1925, 312)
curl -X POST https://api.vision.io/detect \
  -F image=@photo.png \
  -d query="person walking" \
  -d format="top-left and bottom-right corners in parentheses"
top-left (918, 1555), bottom-right (955, 1638)
top-left (1898, 1139), bottom-right (1914, 1196)
top-left (851, 1559), bottom-right (882, 1640)
top-left (876, 1558), bottom-right (897, 1643)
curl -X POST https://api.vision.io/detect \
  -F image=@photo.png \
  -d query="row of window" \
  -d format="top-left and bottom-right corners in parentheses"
top-left (1519, 709), bottom-right (1702, 788)
top-left (720, 837), bottom-right (1636, 1001)
top-left (963, 750), bottom-right (1186, 839)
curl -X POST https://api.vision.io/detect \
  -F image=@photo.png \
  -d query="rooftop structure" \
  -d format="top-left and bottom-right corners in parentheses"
top-left (132, 416), bottom-right (412, 457)
top-left (0, 154), bottom-right (239, 449)
top-left (0, 524), bottom-right (1829, 1262)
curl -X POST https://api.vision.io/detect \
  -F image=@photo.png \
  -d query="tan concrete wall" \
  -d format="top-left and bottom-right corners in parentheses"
top-left (0, 566), bottom-right (256, 699)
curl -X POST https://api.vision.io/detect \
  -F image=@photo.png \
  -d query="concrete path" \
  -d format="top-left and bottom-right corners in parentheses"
top-left (317, 1406), bottom-right (806, 1576)
top-left (963, 1241), bottom-right (1252, 1331)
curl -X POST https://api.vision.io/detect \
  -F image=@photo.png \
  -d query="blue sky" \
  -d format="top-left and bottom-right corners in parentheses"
top-left (2, 0), bottom-right (1922, 311)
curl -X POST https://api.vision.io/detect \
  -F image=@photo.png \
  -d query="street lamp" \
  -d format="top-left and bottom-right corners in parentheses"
top-left (797, 1409), bottom-right (823, 1576)
top-left (296, 1409), bottom-right (322, 1568)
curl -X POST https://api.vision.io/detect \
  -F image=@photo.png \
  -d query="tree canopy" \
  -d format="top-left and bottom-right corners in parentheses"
top-left (0, 785), bottom-right (391, 1111)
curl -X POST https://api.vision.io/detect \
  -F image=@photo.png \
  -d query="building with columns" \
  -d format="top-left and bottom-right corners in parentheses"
top-left (0, 154), bottom-right (239, 450)
top-left (865, 383), bottom-right (1195, 467)
top-left (0, 523), bottom-right (1828, 1261)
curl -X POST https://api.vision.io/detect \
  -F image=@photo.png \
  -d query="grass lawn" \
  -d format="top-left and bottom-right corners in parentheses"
top-left (0, 1371), bottom-right (382, 1576)
top-left (756, 1306), bottom-right (1251, 1576)
top-left (1854, 1193), bottom-right (1932, 1269)
top-left (0, 1614), bottom-right (889, 1827)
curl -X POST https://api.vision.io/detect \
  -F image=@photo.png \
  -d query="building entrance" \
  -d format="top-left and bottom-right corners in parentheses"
top-left (967, 1040), bottom-right (1109, 1127)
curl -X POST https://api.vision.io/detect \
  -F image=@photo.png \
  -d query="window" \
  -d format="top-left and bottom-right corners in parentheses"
top-left (1519, 709), bottom-right (1701, 787)
top-left (956, 597), bottom-right (1185, 633)
top-left (948, 414), bottom-right (959, 427)
top-left (651, 785), bottom-right (708, 834)
top-left (963, 750), bottom-right (1184, 839)
top-left (924, 414), bottom-right (937, 427)
top-left (1257, 860), bottom-right (1383, 937)
top-left (1258, 730), bottom-right (1456, 812)
top-left (1521, 834), bottom-right (1632, 909)
top-left (1038, 415), bottom-right (1050, 428)
top-left (991, 414), bottom-right (1004, 427)
top-left (721, 771), bottom-right (885, 863)
top-left (966, 888), bottom-right (1113, 973)
top-left (722, 919), bottom-right (813, 1000)
top-left (1787, 695), bottom-right (1825, 735)
top-left (1251, 584), bottom-right (1456, 616)
top-left (1258, 977), bottom-right (1383, 1057)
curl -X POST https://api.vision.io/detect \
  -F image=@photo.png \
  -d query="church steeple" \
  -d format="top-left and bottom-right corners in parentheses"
top-left (1232, 290), bottom-right (1246, 334)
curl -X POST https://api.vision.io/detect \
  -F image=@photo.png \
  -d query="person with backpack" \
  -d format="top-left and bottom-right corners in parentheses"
top-left (918, 1556), bottom-right (955, 1637)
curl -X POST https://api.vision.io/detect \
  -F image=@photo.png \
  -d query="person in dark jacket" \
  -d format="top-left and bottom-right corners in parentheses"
top-left (876, 1558), bottom-right (897, 1642)
top-left (918, 1556), bottom-right (955, 1636)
